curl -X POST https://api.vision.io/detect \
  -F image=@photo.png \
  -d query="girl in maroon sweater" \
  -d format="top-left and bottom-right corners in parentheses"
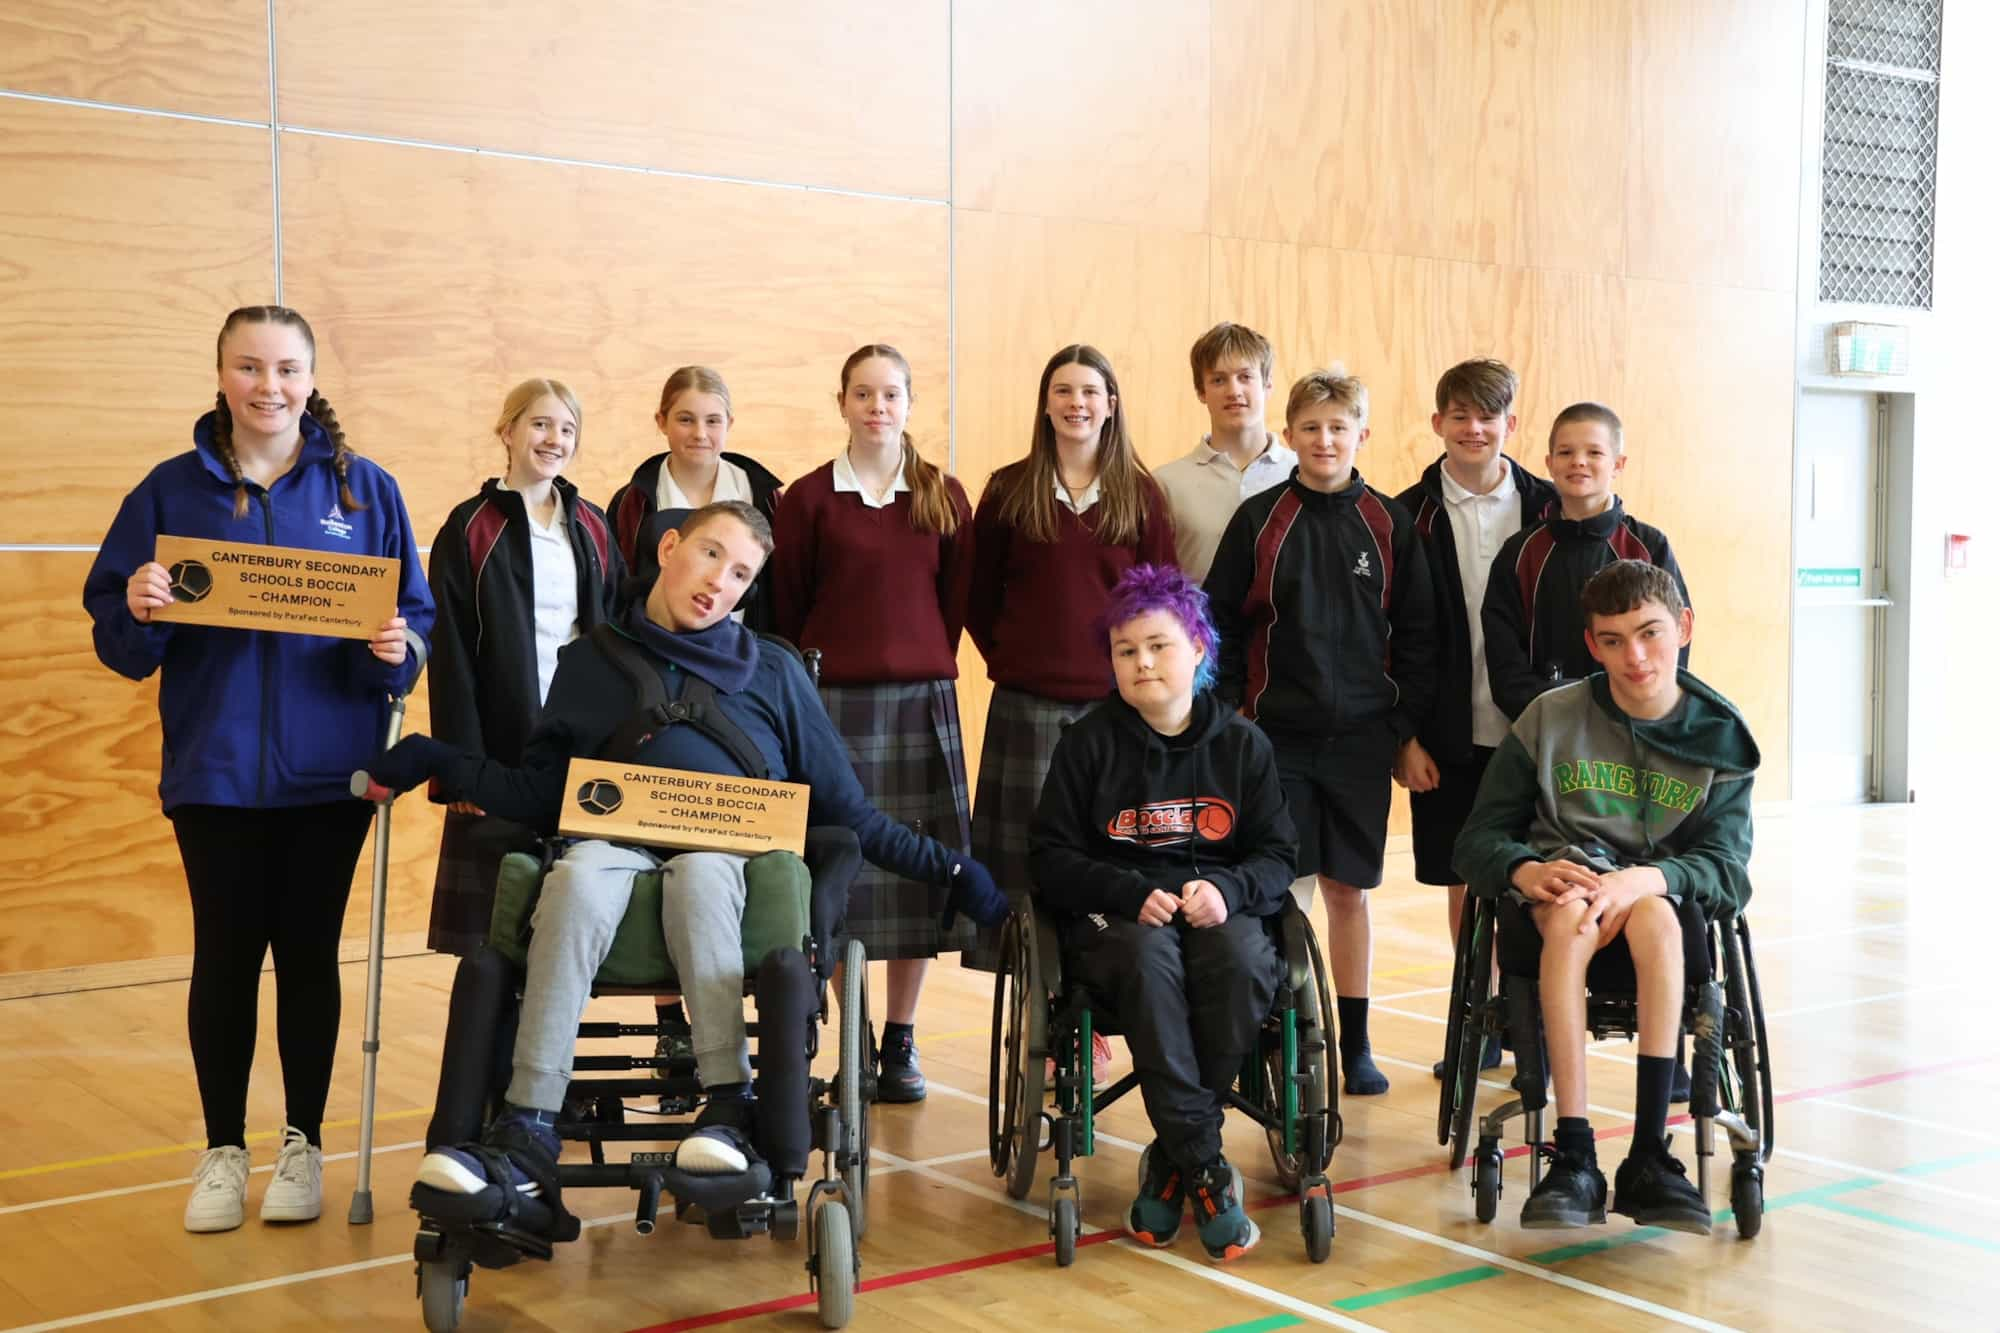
top-left (769, 345), bottom-right (975, 1102)
top-left (963, 345), bottom-right (1178, 1041)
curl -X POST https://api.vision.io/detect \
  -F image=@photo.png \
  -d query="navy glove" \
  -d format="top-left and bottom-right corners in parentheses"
top-left (941, 855), bottom-right (1009, 930)
top-left (366, 734), bottom-right (458, 797)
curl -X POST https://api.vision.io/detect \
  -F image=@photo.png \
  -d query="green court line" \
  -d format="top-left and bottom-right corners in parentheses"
top-left (1200, 1148), bottom-right (2000, 1333)
top-left (1331, 1265), bottom-right (1505, 1310)
top-left (1809, 1200), bottom-right (2000, 1252)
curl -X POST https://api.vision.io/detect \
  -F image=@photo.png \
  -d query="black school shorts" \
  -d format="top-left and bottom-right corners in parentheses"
top-left (1269, 722), bottom-right (1396, 889)
top-left (1409, 745), bottom-right (1497, 886)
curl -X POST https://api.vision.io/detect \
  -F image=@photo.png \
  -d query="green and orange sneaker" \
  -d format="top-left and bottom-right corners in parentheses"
top-left (1126, 1143), bottom-right (1186, 1246)
top-left (1190, 1159), bottom-right (1260, 1263)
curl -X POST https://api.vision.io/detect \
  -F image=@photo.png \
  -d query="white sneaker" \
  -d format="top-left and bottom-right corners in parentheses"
top-left (184, 1145), bottom-right (250, 1232)
top-left (260, 1127), bottom-right (323, 1222)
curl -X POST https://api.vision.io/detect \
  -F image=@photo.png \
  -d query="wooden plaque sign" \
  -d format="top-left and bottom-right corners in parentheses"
top-left (150, 535), bottom-right (399, 641)
top-left (558, 757), bottom-right (809, 857)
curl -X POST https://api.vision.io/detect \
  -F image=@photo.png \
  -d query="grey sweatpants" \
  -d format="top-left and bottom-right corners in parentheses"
top-left (506, 839), bottom-right (752, 1111)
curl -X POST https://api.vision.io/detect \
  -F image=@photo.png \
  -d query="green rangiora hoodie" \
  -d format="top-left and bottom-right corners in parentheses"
top-left (1453, 670), bottom-right (1761, 917)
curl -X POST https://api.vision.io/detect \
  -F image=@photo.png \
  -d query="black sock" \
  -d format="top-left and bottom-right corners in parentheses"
top-left (295, 1124), bottom-right (321, 1149)
top-left (1636, 1055), bottom-right (1674, 1152)
top-left (1554, 1116), bottom-right (1595, 1161)
top-left (1336, 997), bottom-right (1371, 1065)
top-left (656, 1000), bottom-right (688, 1030)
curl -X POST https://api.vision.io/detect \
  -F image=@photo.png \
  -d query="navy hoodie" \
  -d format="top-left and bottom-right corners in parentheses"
top-left (83, 412), bottom-right (435, 810)
top-left (433, 607), bottom-right (959, 886)
top-left (1028, 691), bottom-right (1298, 922)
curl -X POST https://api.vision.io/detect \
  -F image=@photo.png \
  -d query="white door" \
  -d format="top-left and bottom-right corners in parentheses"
top-left (1791, 388), bottom-right (1885, 802)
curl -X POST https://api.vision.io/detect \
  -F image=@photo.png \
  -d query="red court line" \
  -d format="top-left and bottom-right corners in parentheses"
top-left (622, 1051), bottom-right (1996, 1333)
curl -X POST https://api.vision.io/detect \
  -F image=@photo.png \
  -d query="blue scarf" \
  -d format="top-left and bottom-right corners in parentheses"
top-left (624, 598), bottom-right (759, 694)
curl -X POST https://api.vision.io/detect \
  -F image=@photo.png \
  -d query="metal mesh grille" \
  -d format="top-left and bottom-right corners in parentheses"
top-left (1818, 3), bottom-right (1942, 308)
top-left (1827, 0), bottom-right (1941, 73)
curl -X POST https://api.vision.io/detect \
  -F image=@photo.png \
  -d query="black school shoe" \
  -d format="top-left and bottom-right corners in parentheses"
top-left (1518, 1146), bottom-right (1608, 1229)
top-left (1612, 1141), bottom-right (1712, 1235)
top-left (877, 1026), bottom-right (927, 1103)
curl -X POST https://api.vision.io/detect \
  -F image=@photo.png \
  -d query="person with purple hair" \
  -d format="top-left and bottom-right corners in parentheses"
top-left (1028, 565), bottom-right (1298, 1264)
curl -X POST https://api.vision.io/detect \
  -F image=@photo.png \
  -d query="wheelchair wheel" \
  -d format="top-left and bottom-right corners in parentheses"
top-left (1300, 1192), bottom-right (1333, 1263)
top-left (1724, 917), bottom-right (1775, 1163)
top-left (1052, 1195), bottom-right (1079, 1267)
top-left (813, 1201), bottom-right (856, 1329)
top-left (1444, 901), bottom-right (1495, 1169)
top-left (838, 938), bottom-right (870, 1242)
top-left (418, 1259), bottom-right (466, 1333)
top-left (988, 912), bottom-right (1048, 1200)
top-left (1472, 1137), bottom-right (1502, 1224)
top-left (1730, 1154), bottom-right (1764, 1239)
top-left (1263, 912), bottom-right (1335, 1187)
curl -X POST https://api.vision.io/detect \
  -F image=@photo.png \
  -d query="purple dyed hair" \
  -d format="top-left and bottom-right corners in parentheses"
top-left (1097, 564), bottom-right (1220, 693)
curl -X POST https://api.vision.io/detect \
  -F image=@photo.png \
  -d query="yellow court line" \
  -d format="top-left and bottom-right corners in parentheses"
top-left (0, 1106), bottom-right (433, 1181)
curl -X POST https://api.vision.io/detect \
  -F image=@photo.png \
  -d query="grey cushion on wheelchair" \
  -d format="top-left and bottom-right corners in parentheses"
top-left (1493, 892), bottom-right (1713, 990)
top-left (486, 849), bottom-right (810, 988)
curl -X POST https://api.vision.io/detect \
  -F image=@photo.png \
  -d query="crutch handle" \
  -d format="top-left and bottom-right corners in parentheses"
top-left (350, 771), bottom-right (392, 803)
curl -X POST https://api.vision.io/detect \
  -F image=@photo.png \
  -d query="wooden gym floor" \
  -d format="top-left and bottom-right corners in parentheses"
top-left (1, 803), bottom-right (1993, 1331)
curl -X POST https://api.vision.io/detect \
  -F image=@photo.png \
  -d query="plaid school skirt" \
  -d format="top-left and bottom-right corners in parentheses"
top-left (961, 687), bottom-right (1097, 972)
top-left (820, 679), bottom-right (975, 961)
top-left (426, 809), bottom-right (540, 956)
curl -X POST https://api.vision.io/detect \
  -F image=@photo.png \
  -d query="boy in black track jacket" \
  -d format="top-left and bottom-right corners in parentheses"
top-left (1393, 360), bottom-right (1555, 1077)
top-left (1205, 369), bottom-right (1437, 1098)
top-left (1482, 402), bottom-right (1689, 723)
top-left (1030, 565), bottom-right (1296, 1264)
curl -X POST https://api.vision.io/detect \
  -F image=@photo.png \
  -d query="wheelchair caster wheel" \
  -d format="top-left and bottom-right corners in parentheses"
top-left (1052, 1195), bottom-right (1079, 1267)
top-left (1473, 1146), bottom-right (1502, 1224)
top-left (1730, 1160), bottom-right (1764, 1240)
top-left (812, 1201), bottom-right (856, 1328)
top-left (1300, 1189), bottom-right (1333, 1264)
top-left (418, 1259), bottom-right (466, 1332)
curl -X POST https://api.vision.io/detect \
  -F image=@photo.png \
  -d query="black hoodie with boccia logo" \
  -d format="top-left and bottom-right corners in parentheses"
top-left (1027, 690), bottom-right (1299, 923)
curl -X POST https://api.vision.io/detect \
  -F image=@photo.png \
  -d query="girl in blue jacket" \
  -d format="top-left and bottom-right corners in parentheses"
top-left (82, 305), bottom-right (435, 1235)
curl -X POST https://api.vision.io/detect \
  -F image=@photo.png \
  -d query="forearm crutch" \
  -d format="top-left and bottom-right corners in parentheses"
top-left (346, 632), bottom-right (428, 1225)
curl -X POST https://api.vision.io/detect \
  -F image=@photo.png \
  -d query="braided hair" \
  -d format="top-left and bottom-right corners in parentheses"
top-left (212, 305), bottom-right (367, 519)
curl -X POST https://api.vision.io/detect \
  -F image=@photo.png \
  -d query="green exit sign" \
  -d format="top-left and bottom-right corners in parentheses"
top-left (1797, 567), bottom-right (1862, 589)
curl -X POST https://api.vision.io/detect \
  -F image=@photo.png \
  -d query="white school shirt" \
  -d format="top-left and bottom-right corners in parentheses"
top-left (1440, 464), bottom-right (1521, 747)
top-left (656, 456), bottom-right (754, 512)
top-left (1053, 473), bottom-right (1102, 514)
top-left (1154, 433), bottom-right (1297, 580)
top-left (500, 486), bottom-right (580, 704)
top-left (831, 449), bottom-right (910, 508)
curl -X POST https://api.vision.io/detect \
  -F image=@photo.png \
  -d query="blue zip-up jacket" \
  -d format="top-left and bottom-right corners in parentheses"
top-left (83, 412), bottom-right (436, 811)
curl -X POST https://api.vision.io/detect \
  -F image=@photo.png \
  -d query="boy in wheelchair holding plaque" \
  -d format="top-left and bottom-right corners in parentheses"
top-left (1453, 560), bottom-right (1759, 1234)
top-left (363, 500), bottom-right (1005, 1227)
top-left (1028, 565), bottom-right (1298, 1263)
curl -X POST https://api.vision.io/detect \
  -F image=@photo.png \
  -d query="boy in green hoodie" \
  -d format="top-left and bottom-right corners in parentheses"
top-left (1454, 561), bottom-right (1759, 1235)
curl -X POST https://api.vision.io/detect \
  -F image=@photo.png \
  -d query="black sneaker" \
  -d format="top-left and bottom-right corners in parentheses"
top-left (655, 1024), bottom-right (698, 1115)
top-left (678, 1094), bottom-right (760, 1176)
top-left (877, 1026), bottom-right (927, 1104)
top-left (1518, 1145), bottom-right (1607, 1229)
top-left (1612, 1141), bottom-right (1712, 1235)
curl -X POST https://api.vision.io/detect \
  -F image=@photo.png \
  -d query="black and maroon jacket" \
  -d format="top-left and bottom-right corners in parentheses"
top-left (1028, 691), bottom-right (1297, 922)
top-left (1395, 457), bottom-right (1558, 763)
top-left (1479, 498), bottom-right (1689, 721)
top-left (1204, 469), bottom-right (1437, 743)
top-left (606, 450), bottom-right (783, 630)
top-left (427, 477), bottom-right (620, 765)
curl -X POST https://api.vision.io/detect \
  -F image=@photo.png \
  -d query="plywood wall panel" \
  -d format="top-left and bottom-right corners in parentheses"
top-left (1619, 277), bottom-right (1794, 798)
top-left (0, 0), bottom-right (270, 122)
top-left (1435, 0), bottom-right (1630, 274)
top-left (1210, 0), bottom-right (1441, 255)
top-left (0, 99), bottom-right (274, 545)
top-left (273, 1), bottom-right (950, 200)
top-left (952, 0), bottom-right (1209, 233)
top-left (278, 132), bottom-right (950, 542)
top-left (0, 552), bottom-right (445, 972)
top-left (1625, 0), bottom-right (1806, 291)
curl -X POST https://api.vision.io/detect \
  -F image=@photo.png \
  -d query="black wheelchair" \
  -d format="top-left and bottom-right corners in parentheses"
top-left (408, 828), bottom-right (872, 1331)
top-left (1436, 891), bottom-right (1773, 1236)
top-left (988, 896), bottom-right (1340, 1265)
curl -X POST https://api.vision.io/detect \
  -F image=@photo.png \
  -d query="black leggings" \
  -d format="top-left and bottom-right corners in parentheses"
top-left (171, 801), bottom-right (374, 1149)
